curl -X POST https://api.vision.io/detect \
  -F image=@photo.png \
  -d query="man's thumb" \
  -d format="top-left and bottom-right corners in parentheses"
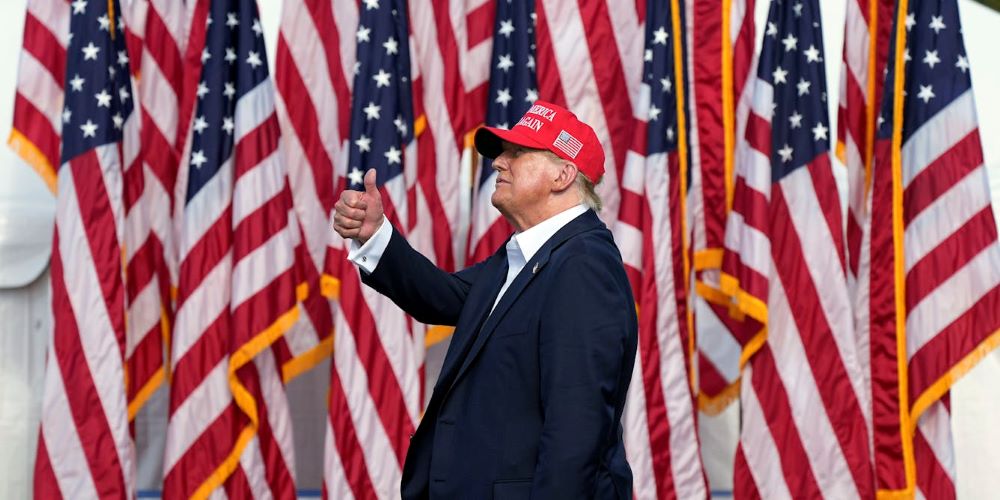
top-left (363, 168), bottom-right (379, 196)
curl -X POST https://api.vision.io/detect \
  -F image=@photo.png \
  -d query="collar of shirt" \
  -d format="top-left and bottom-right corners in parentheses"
top-left (509, 204), bottom-right (588, 264)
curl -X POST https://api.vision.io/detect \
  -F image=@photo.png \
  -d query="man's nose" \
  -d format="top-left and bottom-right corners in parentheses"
top-left (492, 155), bottom-right (510, 171)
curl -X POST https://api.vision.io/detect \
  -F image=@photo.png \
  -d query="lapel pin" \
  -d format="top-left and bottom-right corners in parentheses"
top-left (532, 262), bottom-right (540, 274)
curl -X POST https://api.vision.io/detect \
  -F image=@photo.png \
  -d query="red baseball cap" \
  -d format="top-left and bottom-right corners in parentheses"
top-left (474, 101), bottom-right (605, 183)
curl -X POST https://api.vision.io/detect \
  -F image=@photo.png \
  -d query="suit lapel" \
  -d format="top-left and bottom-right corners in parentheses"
top-left (449, 210), bottom-right (604, 389)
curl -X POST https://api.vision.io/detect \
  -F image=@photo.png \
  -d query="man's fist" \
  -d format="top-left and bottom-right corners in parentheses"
top-left (333, 169), bottom-right (384, 244)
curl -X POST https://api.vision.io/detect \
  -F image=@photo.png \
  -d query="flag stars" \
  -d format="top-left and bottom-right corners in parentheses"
top-left (202, 48), bottom-right (211, 63)
top-left (773, 66), bottom-right (788, 84)
top-left (193, 115), bottom-right (209, 134)
top-left (527, 54), bottom-right (535, 69)
top-left (652, 26), bottom-right (669, 45)
top-left (905, 12), bottom-right (916, 31)
top-left (956, 54), bottom-right (970, 73)
top-left (97, 13), bottom-right (110, 31)
top-left (644, 49), bottom-right (653, 62)
top-left (383, 37), bottom-right (399, 55)
top-left (118, 50), bottom-right (129, 66)
top-left (917, 84), bottom-right (935, 103)
top-left (661, 77), bottom-right (673, 93)
top-left (348, 167), bottom-right (364, 186)
top-left (666, 127), bottom-right (675, 142)
top-left (778, 144), bottom-right (794, 163)
top-left (70, 74), bottom-right (85, 92)
top-left (224, 82), bottom-right (236, 99)
top-left (80, 119), bottom-right (98, 137)
top-left (766, 22), bottom-right (778, 37)
top-left (384, 146), bottom-right (402, 165)
top-left (812, 122), bottom-right (829, 141)
top-left (252, 20), bottom-right (263, 37)
top-left (226, 12), bottom-right (239, 28)
top-left (112, 113), bottom-right (123, 130)
top-left (803, 45), bottom-right (821, 62)
top-left (793, 2), bottom-right (804, 17)
top-left (95, 89), bottom-right (112, 107)
top-left (496, 88), bottom-right (512, 107)
top-left (394, 116), bottom-right (408, 135)
top-left (197, 81), bottom-right (209, 98)
top-left (499, 19), bottom-right (515, 37)
top-left (526, 88), bottom-right (538, 103)
top-left (119, 86), bottom-right (130, 103)
top-left (929, 15), bottom-right (946, 34)
top-left (246, 51), bottom-right (263, 68)
top-left (62, 108), bottom-right (72, 124)
top-left (82, 42), bottom-right (100, 60)
top-left (363, 0), bottom-right (379, 10)
top-left (225, 47), bottom-right (237, 64)
top-left (363, 102), bottom-right (381, 120)
top-left (373, 69), bottom-right (392, 87)
top-left (357, 26), bottom-right (371, 43)
top-left (788, 111), bottom-right (803, 129)
top-left (71, 0), bottom-right (87, 15)
top-left (796, 78), bottom-right (811, 96)
top-left (191, 150), bottom-right (207, 169)
top-left (782, 34), bottom-right (798, 51)
top-left (497, 54), bottom-right (514, 71)
top-left (648, 104), bottom-right (661, 121)
top-left (923, 50), bottom-right (940, 68)
top-left (222, 116), bottom-right (234, 135)
top-left (108, 65), bottom-right (116, 78)
top-left (355, 135), bottom-right (372, 152)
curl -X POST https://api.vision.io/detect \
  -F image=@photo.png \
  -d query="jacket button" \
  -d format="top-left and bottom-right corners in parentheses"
top-left (409, 432), bottom-right (415, 440)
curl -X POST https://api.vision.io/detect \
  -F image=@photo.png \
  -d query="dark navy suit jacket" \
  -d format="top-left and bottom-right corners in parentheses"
top-left (360, 210), bottom-right (638, 500)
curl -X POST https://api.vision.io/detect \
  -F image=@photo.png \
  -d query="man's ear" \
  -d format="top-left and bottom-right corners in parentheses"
top-left (552, 162), bottom-right (578, 192)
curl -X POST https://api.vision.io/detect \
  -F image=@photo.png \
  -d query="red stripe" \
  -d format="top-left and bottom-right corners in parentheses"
top-left (338, 268), bottom-right (415, 466)
top-left (274, 36), bottom-right (336, 214)
top-left (327, 365), bottom-right (380, 499)
top-left (231, 188), bottom-right (293, 264)
top-left (22, 12), bottom-right (66, 84)
top-left (576, 0), bottom-right (633, 182)
top-left (139, 111), bottom-right (179, 202)
top-left (233, 113), bottom-right (281, 179)
top-left (236, 363), bottom-right (296, 497)
top-left (731, 4), bottom-right (756, 103)
top-left (720, 250), bottom-right (769, 306)
top-left (33, 434), bottom-right (65, 500)
top-left (905, 207), bottom-right (997, 310)
top-left (533, 6), bottom-right (568, 108)
top-left (745, 111), bottom-right (772, 159)
top-left (840, 68), bottom-right (868, 163)
top-left (691, 0), bottom-right (726, 253)
top-left (771, 187), bottom-right (874, 494)
top-left (808, 156), bottom-right (848, 273)
top-left (903, 130), bottom-right (984, 226)
top-left (465, 2), bottom-right (494, 49)
top-left (176, 207), bottom-right (231, 308)
top-left (125, 235), bottom-right (160, 303)
top-left (428, 0), bottom-right (470, 148)
top-left (747, 347), bottom-right (825, 498)
top-left (907, 284), bottom-right (1000, 401)
top-left (50, 232), bottom-right (128, 498)
top-left (142, 7), bottom-right (184, 99)
top-left (303, 0), bottom-right (353, 143)
top-left (732, 444), bottom-right (762, 500)
top-left (698, 351), bottom-right (730, 397)
top-left (128, 324), bottom-right (165, 402)
top-left (416, 125), bottom-right (456, 271)
top-left (169, 314), bottom-right (228, 414)
top-left (12, 93), bottom-right (61, 168)
top-left (913, 424), bottom-right (956, 500)
top-left (617, 189), bottom-right (644, 238)
top-left (468, 217), bottom-right (511, 265)
top-left (163, 405), bottom-right (239, 498)
top-left (70, 152), bottom-right (126, 350)
top-left (177, 0), bottom-right (210, 150)
top-left (225, 464), bottom-right (253, 499)
top-left (230, 267), bottom-right (297, 347)
top-left (732, 176), bottom-right (769, 236)
top-left (847, 212), bottom-right (863, 279)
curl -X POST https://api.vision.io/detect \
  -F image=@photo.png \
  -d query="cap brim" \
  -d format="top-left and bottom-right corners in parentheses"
top-left (474, 126), bottom-right (550, 159)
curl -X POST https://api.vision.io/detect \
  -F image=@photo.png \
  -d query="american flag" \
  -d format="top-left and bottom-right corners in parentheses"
top-left (33, 0), bottom-right (137, 497)
top-left (723, 0), bottom-right (875, 497)
top-left (613, 0), bottom-right (707, 497)
top-left (684, 0), bottom-right (761, 414)
top-left (467, 0), bottom-right (537, 265)
top-left (865, 0), bottom-right (1000, 496)
top-left (163, 0), bottom-right (299, 496)
top-left (8, 0), bottom-right (68, 193)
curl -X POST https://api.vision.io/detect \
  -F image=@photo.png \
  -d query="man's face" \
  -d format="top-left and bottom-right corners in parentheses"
top-left (490, 142), bottom-right (558, 219)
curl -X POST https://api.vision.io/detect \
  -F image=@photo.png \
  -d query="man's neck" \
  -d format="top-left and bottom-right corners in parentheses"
top-left (505, 198), bottom-right (582, 232)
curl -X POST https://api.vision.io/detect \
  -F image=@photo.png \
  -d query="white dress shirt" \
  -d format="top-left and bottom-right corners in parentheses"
top-left (347, 204), bottom-right (589, 313)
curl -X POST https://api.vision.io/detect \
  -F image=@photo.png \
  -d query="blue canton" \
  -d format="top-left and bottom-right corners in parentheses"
top-left (758, 0), bottom-right (832, 182)
top-left (480, 0), bottom-right (539, 188)
top-left (346, 0), bottom-right (413, 191)
top-left (185, 0), bottom-right (271, 202)
top-left (878, 0), bottom-right (973, 142)
top-left (643, 0), bottom-right (682, 157)
top-left (62, 0), bottom-right (135, 164)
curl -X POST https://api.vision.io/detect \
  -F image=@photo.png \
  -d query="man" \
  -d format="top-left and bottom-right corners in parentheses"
top-left (333, 101), bottom-right (637, 499)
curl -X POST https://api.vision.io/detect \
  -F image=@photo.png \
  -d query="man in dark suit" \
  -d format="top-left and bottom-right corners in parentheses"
top-left (333, 101), bottom-right (637, 499)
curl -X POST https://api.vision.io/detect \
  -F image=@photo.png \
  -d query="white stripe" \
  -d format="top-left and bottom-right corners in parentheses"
top-left (258, 349), bottom-right (298, 487)
top-left (456, 0), bottom-right (491, 93)
top-left (842, 0), bottom-right (871, 98)
top-left (604, 0), bottom-right (643, 119)
top-left (231, 227), bottom-right (296, 308)
top-left (58, 167), bottom-right (135, 489)
top-left (164, 360), bottom-right (231, 471)
top-left (232, 151), bottom-right (286, 223)
top-left (179, 157), bottom-right (233, 256)
top-left (739, 364), bottom-right (793, 500)
top-left (235, 81), bottom-right (278, 144)
top-left (723, 211), bottom-right (771, 279)
top-left (906, 243), bottom-right (1000, 355)
top-left (361, 283), bottom-right (422, 423)
top-left (27, 0), bottom-right (70, 48)
top-left (614, 222), bottom-right (642, 272)
top-left (736, 140), bottom-right (772, 195)
top-left (539, 0), bottom-right (621, 225)
top-left (333, 316), bottom-right (404, 500)
top-left (622, 353), bottom-right (656, 500)
top-left (749, 78), bottom-right (775, 127)
top-left (126, 277), bottom-right (162, 358)
top-left (137, 55), bottom-right (180, 143)
top-left (333, 0), bottom-right (359, 93)
top-left (730, 0), bottom-right (748, 42)
top-left (917, 401), bottom-right (956, 483)
top-left (696, 301), bottom-right (742, 382)
top-left (39, 336), bottom-right (101, 499)
top-left (768, 278), bottom-right (862, 500)
top-left (16, 50), bottom-right (64, 134)
top-left (469, 170), bottom-right (502, 246)
top-left (323, 411), bottom-right (356, 500)
top-left (150, 0), bottom-right (189, 48)
top-left (238, 436), bottom-right (273, 500)
top-left (684, 0), bottom-right (706, 257)
top-left (172, 255), bottom-right (231, 365)
top-left (904, 166), bottom-right (992, 272)
top-left (853, 193), bottom-right (874, 429)
top-left (902, 90), bottom-right (978, 188)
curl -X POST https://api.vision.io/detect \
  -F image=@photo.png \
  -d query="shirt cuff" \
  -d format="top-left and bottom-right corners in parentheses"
top-left (347, 217), bottom-right (391, 274)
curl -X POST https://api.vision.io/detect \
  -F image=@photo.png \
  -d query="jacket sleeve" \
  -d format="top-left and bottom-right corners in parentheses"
top-left (531, 252), bottom-right (633, 498)
top-left (359, 226), bottom-right (488, 326)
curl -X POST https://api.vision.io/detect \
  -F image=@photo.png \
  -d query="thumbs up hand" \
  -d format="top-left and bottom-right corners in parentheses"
top-left (333, 169), bottom-right (385, 244)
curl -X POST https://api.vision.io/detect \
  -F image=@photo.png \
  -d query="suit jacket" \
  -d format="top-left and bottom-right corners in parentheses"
top-left (360, 209), bottom-right (638, 500)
